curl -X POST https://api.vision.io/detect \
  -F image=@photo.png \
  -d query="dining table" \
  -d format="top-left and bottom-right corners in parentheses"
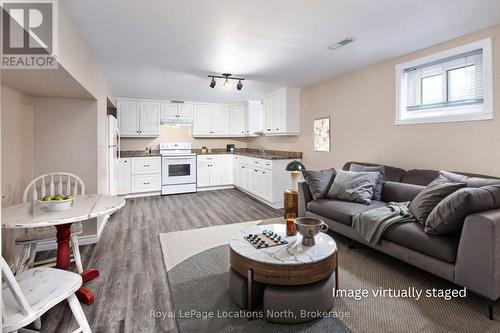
top-left (2, 194), bottom-right (126, 305)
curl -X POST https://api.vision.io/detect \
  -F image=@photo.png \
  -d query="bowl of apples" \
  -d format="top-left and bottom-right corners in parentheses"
top-left (40, 194), bottom-right (74, 211)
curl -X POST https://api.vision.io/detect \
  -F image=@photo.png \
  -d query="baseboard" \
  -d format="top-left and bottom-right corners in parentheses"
top-left (196, 185), bottom-right (234, 191)
top-left (36, 234), bottom-right (99, 252)
top-left (234, 187), bottom-right (283, 209)
top-left (124, 191), bottom-right (161, 199)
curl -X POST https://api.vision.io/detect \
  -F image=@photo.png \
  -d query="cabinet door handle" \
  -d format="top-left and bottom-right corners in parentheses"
top-left (143, 182), bottom-right (150, 185)
top-left (276, 128), bottom-right (279, 130)
top-left (267, 129), bottom-right (271, 131)
top-left (143, 164), bottom-right (150, 167)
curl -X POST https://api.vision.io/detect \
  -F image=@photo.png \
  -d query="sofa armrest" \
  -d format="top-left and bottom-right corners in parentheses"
top-left (298, 181), bottom-right (312, 217)
top-left (455, 208), bottom-right (500, 301)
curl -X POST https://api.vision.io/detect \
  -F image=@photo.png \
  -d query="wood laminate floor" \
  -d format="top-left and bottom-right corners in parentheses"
top-left (39, 189), bottom-right (281, 333)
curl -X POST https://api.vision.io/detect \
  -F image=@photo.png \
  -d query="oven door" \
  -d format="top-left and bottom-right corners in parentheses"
top-left (162, 156), bottom-right (196, 185)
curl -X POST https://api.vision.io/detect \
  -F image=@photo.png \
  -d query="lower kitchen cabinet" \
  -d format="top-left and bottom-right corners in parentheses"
top-left (117, 156), bottom-right (161, 196)
top-left (197, 154), bottom-right (232, 187)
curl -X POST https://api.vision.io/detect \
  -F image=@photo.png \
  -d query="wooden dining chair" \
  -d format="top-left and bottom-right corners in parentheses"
top-left (14, 173), bottom-right (85, 275)
top-left (1, 256), bottom-right (92, 333)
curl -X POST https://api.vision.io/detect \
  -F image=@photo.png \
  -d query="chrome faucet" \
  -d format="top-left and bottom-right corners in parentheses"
top-left (256, 145), bottom-right (265, 154)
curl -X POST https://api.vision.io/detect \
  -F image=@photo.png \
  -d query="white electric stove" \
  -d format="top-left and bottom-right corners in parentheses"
top-left (160, 143), bottom-right (197, 195)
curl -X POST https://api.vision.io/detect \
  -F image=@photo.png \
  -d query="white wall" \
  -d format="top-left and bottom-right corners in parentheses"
top-left (1, 85), bottom-right (34, 263)
top-left (33, 98), bottom-right (98, 193)
top-left (251, 24), bottom-right (500, 176)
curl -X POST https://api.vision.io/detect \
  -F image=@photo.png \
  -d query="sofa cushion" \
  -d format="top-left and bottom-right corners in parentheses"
top-left (425, 185), bottom-right (500, 235)
top-left (307, 199), bottom-right (386, 225)
top-left (343, 161), bottom-right (405, 183)
top-left (349, 163), bottom-right (385, 201)
top-left (401, 169), bottom-right (500, 186)
top-left (409, 181), bottom-right (466, 224)
top-left (434, 171), bottom-right (500, 188)
top-left (302, 169), bottom-right (336, 200)
top-left (383, 222), bottom-right (459, 263)
top-left (382, 181), bottom-right (425, 203)
top-left (327, 170), bottom-right (380, 205)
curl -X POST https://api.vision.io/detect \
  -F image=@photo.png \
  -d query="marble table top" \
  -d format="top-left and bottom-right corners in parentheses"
top-left (229, 224), bottom-right (337, 266)
top-left (1, 194), bottom-right (126, 229)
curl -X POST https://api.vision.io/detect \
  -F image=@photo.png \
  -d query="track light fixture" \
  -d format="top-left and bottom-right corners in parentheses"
top-left (208, 73), bottom-right (245, 91)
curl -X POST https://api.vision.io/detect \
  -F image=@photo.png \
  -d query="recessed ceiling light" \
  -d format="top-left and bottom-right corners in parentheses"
top-left (327, 38), bottom-right (354, 50)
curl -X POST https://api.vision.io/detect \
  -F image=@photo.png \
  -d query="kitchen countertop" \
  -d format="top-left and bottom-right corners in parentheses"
top-left (120, 148), bottom-right (301, 160)
top-left (194, 148), bottom-right (302, 160)
top-left (120, 150), bottom-right (161, 158)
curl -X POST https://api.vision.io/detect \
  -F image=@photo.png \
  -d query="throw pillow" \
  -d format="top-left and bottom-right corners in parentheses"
top-left (434, 171), bottom-right (500, 188)
top-left (302, 169), bottom-right (336, 200)
top-left (409, 180), bottom-right (466, 224)
top-left (327, 170), bottom-right (380, 205)
top-left (425, 185), bottom-right (500, 235)
top-left (349, 163), bottom-right (385, 201)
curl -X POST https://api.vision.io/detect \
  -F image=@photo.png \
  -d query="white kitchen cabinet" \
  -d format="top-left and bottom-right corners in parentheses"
top-left (140, 102), bottom-right (160, 136)
top-left (117, 158), bottom-right (131, 195)
top-left (263, 87), bottom-right (300, 135)
top-left (193, 104), bottom-right (212, 135)
top-left (230, 104), bottom-right (246, 135)
top-left (196, 155), bottom-right (225, 187)
top-left (161, 103), bottom-right (194, 124)
top-left (211, 104), bottom-right (230, 135)
top-left (222, 155), bottom-right (234, 185)
top-left (246, 100), bottom-right (263, 135)
top-left (160, 103), bottom-right (178, 122)
top-left (118, 156), bottom-right (161, 196)
top-left (117, 100), bottom-right (140, 136)
top-left (117, 98), bottom-right (160, 137)
top-left (197, 162), bottom-right (211, 187)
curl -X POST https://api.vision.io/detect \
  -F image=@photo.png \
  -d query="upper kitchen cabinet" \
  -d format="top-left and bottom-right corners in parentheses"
top-left (263, 87), bottom-right (300, 135)
top-left (193, 104), bottom-right (230, 136)
top-left (229, 104), bottom-right (246, 135)
top-left (246, 100), bottom-right (263, 136)
top-left (117, 98), bottom-right (160, 137)
top-left (160, 102), bottom-right (193, 124)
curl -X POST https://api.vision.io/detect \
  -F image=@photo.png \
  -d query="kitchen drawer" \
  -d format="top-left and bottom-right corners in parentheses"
top-left (197, 154), bottom-right (223, 163)
top-left (131, 174), bottom-right (161, 193)
top-left (249, 158), bottom-right (272, 170)
top-left (131, 156), bottom-right (161, 174)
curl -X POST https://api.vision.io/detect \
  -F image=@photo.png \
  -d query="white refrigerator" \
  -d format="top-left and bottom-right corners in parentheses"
top-left (108, 115), bottom-right (120, 195)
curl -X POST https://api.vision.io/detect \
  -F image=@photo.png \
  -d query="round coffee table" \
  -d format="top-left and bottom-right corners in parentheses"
top-left (229, 224), bottom-right (338, 311)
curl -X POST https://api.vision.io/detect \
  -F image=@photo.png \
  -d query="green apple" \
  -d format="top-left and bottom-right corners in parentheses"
top-left (52, 194), bottom-right (64, 201)
top-left (64, 195), bottom-right (73, 200)
top-left (42, 195), bottom-right (53, 201)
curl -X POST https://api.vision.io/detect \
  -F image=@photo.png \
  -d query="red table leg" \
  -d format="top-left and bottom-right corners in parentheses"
top-left (55, 223), bottom-right (99, 305)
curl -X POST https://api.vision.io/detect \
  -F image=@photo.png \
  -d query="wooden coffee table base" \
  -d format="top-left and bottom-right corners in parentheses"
top-left (230, 248), bottom-right (338, 311)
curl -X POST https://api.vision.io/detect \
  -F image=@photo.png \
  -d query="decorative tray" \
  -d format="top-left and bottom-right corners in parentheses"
top-left (244, 229), bottom-right (288, 249)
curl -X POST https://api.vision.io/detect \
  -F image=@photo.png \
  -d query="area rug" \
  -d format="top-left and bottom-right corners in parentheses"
top-left (160, 219), bottom-right (500, 332)
top-left (167, 244), bottom-right (350, 332)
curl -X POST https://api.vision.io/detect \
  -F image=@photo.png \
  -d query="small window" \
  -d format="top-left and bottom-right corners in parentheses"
top-left (396, 38), bottom-right (492, 125)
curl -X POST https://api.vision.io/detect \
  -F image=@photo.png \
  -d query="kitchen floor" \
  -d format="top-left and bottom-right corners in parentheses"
top-left (39, 189), bottom-right (281, 333)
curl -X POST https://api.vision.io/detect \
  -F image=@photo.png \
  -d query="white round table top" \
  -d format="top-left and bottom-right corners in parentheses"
top-left (229, 224), bottom-right (337, 266)
top-left (1, 194), bottom-right (125, 229)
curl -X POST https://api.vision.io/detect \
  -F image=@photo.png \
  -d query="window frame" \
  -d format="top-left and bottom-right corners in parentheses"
top-left (395, 38), bottom-right (493, 125)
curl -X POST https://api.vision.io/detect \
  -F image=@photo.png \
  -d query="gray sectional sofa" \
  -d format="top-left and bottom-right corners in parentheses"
top-left (298, 161), bottom-right (500, 319)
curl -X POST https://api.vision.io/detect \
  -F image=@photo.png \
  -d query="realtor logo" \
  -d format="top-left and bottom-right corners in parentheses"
top-left (0, 0), bottom-right (58, 68)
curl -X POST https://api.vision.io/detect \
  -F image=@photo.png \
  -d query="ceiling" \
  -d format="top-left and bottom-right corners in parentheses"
top-left (64, 0), bottom-right (500, 103)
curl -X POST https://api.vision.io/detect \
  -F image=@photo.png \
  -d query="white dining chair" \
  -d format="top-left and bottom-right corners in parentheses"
top-left (1, 256), bottom-right (92, 333)
top-left (14, 173), bottom-right (85, 275)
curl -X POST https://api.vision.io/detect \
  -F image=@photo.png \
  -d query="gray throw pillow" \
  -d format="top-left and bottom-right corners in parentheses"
top-left (327, 170), bottom-right (380, 205)
top-left (409, 180), bottom-right (466, 224)
top-left (434, 171), bottom-right (500, 188)
top-left (349, 163), bottom-right (385, 201)
top-left (302, 169), bottom-right (336, 200)
top-left (425, 185), bottom-right (500, 235)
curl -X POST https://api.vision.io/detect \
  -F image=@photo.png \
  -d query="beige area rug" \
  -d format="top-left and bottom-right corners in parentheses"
top-left (159, 217), bottom-right (285, 271)
top-left (159, 218), bottom-right (500, 332)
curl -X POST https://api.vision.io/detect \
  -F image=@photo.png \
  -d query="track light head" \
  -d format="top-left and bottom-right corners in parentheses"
top-left (209, 77), bottom-right (216, 88)
top-left (237, 80), bottom-right (243, 91)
